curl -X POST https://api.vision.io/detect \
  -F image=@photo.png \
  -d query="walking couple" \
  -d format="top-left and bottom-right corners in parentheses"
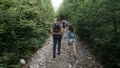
top-left (51, 18), bottom-right (77, 58)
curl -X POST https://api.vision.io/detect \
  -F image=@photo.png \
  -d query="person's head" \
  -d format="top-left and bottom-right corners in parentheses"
top-left (69, 25), bottom-right (74, 32)
top-left (57, 18), bottom-right (61, 21)
top-left (56, 18), bottom-right (62, 23)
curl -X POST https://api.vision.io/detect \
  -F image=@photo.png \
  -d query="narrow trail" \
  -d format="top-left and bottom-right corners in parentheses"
top-left (21, 35), bottom-right (103, 68)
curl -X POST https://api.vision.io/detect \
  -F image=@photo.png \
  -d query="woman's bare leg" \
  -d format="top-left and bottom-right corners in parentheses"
top-left (73, 43), bottom-right (76, 57)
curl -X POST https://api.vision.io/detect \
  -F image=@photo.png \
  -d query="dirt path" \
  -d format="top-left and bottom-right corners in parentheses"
top-left (21, 35), bottom-right (103, 68)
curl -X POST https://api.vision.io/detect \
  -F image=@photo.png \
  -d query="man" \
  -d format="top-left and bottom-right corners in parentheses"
top-left (51, 18), bottom-right (63, 58)
top-left (62, 19), bottom-right (69, 29)
top-left (62, 19), bottom-right (69, 35)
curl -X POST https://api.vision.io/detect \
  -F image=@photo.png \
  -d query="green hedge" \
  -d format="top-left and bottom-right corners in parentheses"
top-left (0, 0), bottom-right (54, 67)
top-left (58, 0), bottom-right (120, 68)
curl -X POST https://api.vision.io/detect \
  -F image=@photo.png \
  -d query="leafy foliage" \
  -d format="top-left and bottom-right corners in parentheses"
top-left (0, 0), bottom-right (54, 67)
top-left (58, 0), bottom-right (120, 68)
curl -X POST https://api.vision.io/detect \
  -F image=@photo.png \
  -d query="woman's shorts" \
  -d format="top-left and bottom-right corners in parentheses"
top-left (69, 38), bottom-right (76, 44)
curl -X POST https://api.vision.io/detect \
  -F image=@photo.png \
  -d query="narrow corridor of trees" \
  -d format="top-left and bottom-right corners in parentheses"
top-left (57, 0), bottom-right (120, 68)
top-left (0, 0), bottom-right (120, 68)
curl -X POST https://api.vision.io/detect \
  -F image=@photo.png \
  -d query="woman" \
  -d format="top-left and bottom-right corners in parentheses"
top-left (64, 25), bottom-right (77, 58)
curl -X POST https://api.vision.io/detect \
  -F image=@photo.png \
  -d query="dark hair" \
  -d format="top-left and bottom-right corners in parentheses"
top-left (69, 26), bottom-right (74, 32)
top-left (57, 18), bottom-right (61, 21)
top-left (66, 24), bottom-right (68, 27)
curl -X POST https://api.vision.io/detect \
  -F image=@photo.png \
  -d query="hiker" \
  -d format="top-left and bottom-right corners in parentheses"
top-left (62, 19), bottom-right (69, 29)
top-left (63, 23), bottom-right (69, 39)
top-left (51, 18), bottom-right (63, 58)
top-left (62, 19), bottom-right (69, 35)
top-left (64, 25), bottom-right (77, 58)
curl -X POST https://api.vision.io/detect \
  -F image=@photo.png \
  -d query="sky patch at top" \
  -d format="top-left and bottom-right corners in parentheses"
top-left (51, 0), bottom-right (63, 11)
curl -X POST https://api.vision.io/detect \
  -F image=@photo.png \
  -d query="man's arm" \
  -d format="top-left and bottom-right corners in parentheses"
top-left (51, 23), bottom-right (55, 35)
top-left (51, 29), bottom-right (53, 35)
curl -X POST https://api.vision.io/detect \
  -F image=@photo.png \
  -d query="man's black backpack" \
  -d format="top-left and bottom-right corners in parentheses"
top-left (62, 22), bottom-right (65, 28)
top-left (53, 23), bottom-right (61, 33)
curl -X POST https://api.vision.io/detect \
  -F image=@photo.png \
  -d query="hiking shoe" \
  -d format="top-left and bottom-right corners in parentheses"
top-left (53, 55), bottom-right (56, 58)
top-left (73, 55), bottom-right (78, 59)
top-left (58, 51), bottom-right (61, 55)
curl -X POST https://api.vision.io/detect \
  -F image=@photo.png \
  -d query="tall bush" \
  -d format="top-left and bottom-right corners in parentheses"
top-left (0, 0), bottom-right (54, 67)
top-left (58, 0), bottom-right (120, 68)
